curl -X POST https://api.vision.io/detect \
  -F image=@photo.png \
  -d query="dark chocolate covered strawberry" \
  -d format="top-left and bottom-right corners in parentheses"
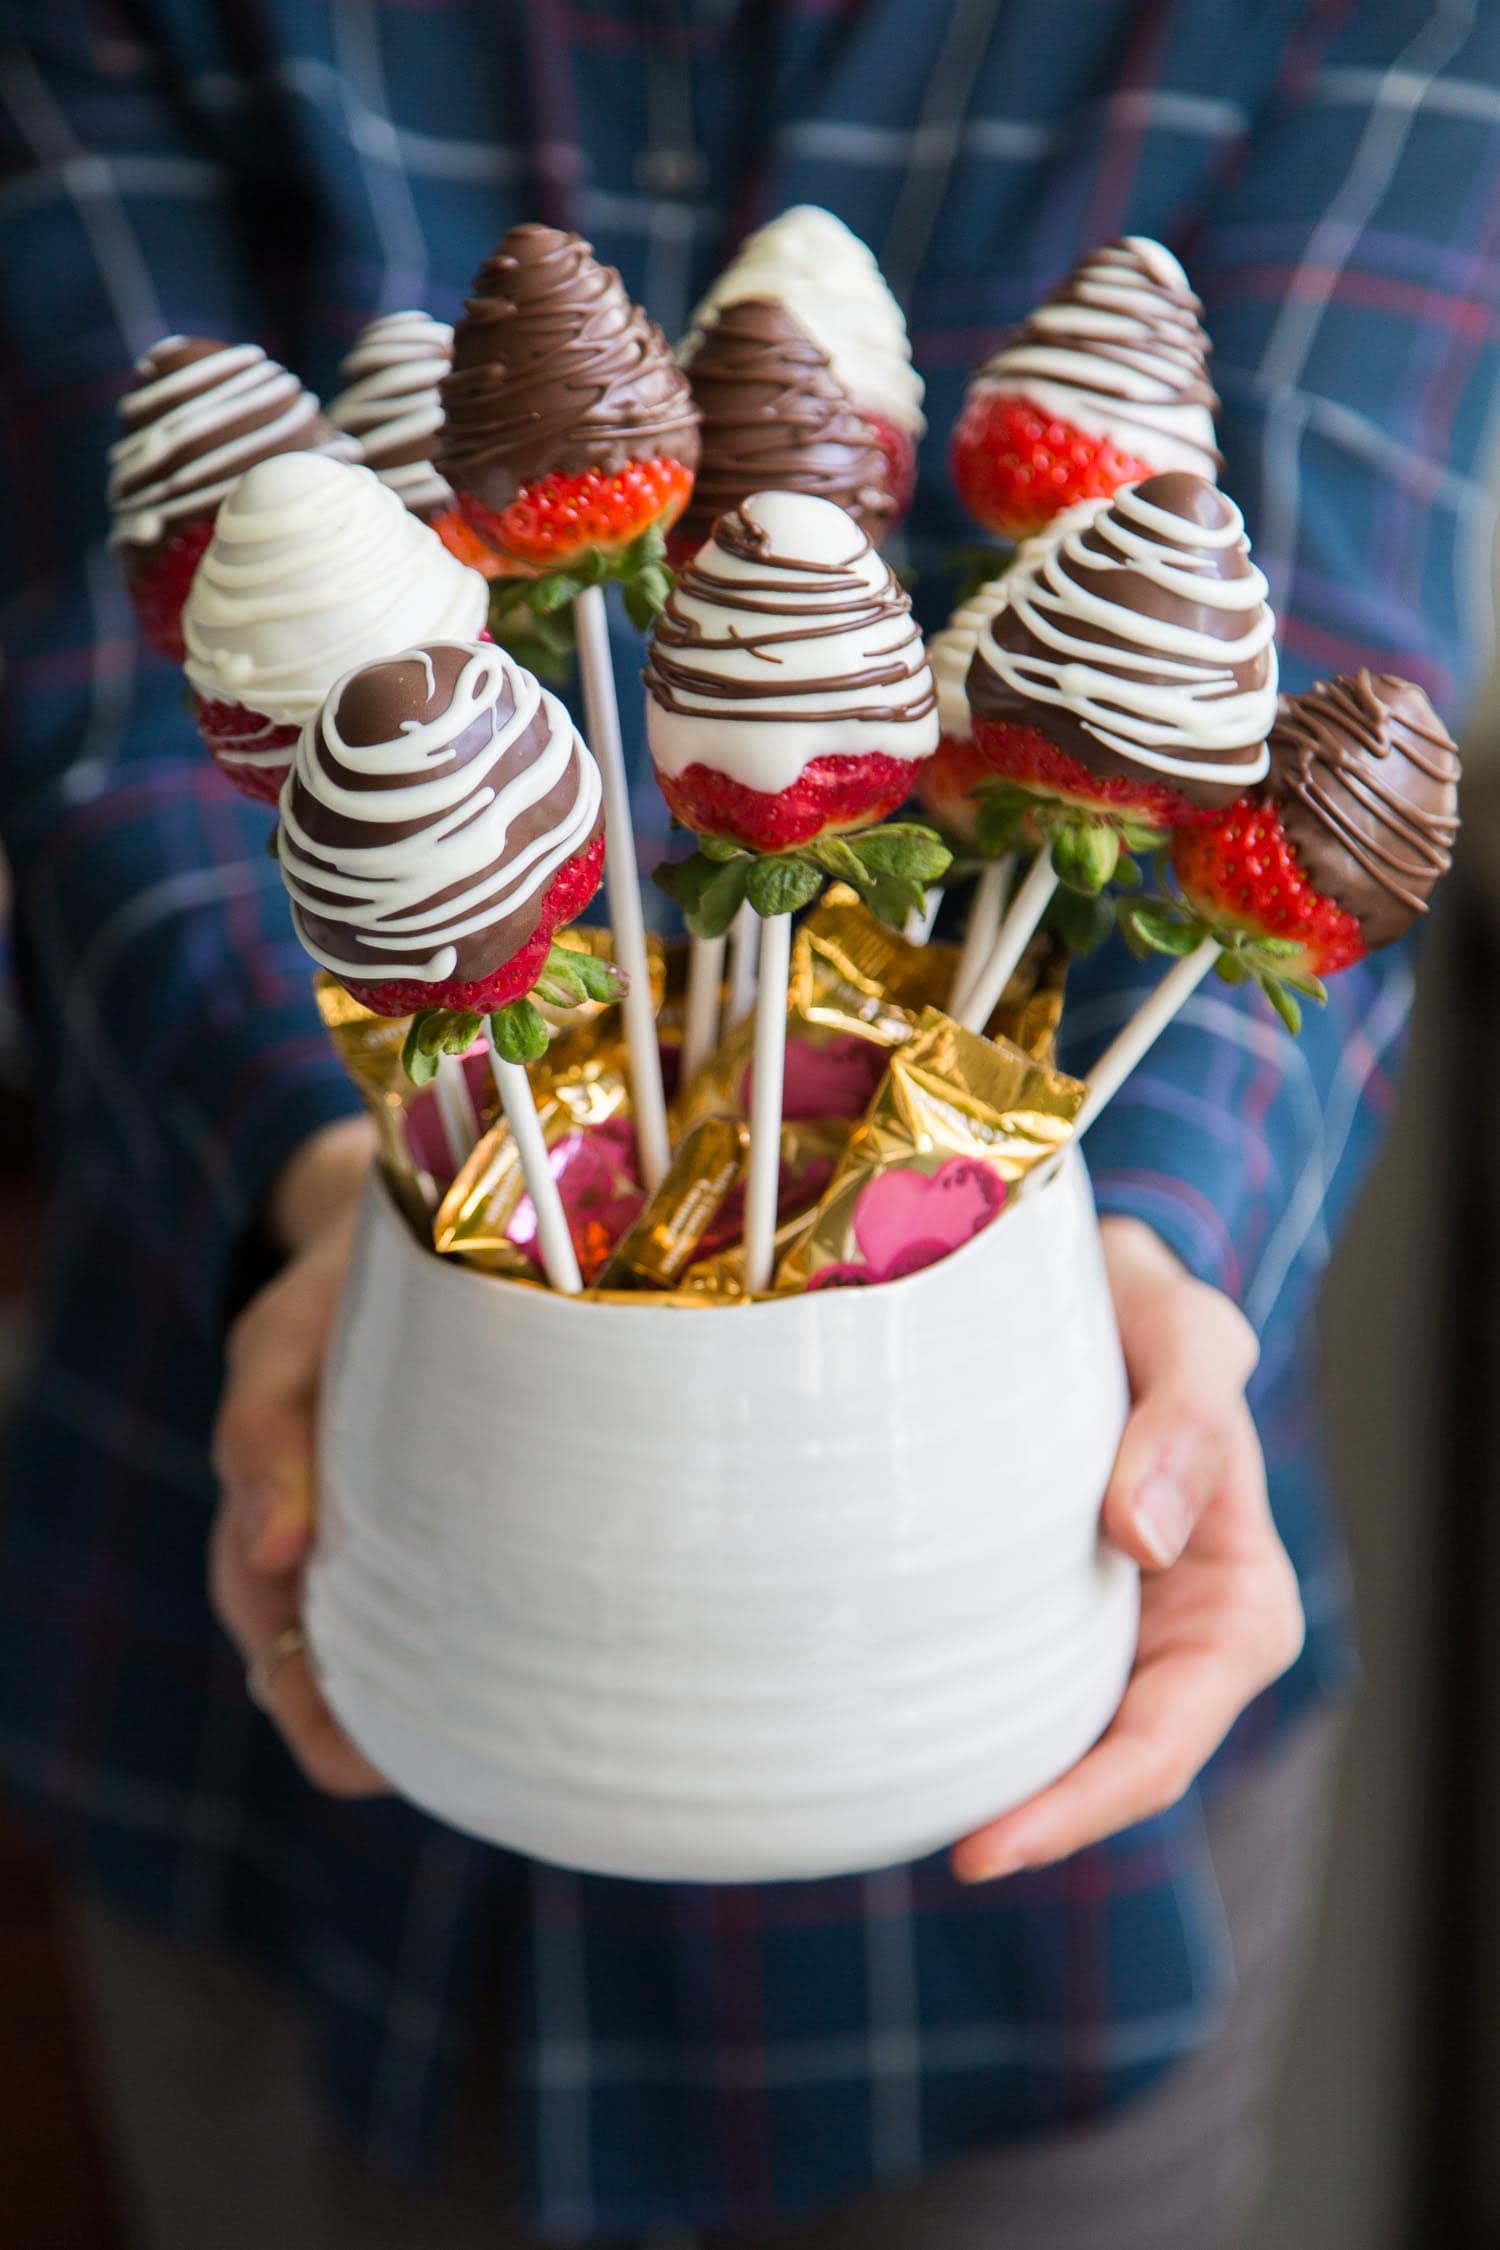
top-left (440, 226), bottom-right (699, 598)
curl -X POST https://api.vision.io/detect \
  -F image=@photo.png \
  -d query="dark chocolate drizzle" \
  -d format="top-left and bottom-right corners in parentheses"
top-left (679, 298), bottom-right (895, 547)
top-left (644, 504), bottom-right (937, 726)
top-left (1271, 670), bottom-right (1460, 948)
top-left (440, 225), bottom-right (700, 510)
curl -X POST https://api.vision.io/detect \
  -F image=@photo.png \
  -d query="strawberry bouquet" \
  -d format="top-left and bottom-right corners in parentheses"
top-left (106, 216), bottom-right (1461, 1883)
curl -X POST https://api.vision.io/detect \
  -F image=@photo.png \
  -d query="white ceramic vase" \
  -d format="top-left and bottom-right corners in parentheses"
top-left (308, 1154), bottom-right (1138, 1884)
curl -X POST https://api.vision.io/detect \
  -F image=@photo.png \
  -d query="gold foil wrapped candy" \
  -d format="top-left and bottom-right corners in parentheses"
top-left (777, 1011), bottom-right (1085, 1293)
top-left (433, 1028), bottom-right (644, 1286)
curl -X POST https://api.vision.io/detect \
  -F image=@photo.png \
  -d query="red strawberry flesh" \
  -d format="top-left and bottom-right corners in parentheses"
top-left (195, 697), bottom-right (300, 806)
top-left (125, 515), bottom-right (216, 661)
top-left (656, 751), bottom-right (918, 852)
top-left (917, 732), bottom-right (993, 846)
top-left (456, 457), bottom-right (694, 573)
top-left (1172, 798), bottom-right (1366, 978)
top-left (973, 717), bottom-right (1193, 833)
top-left (951, 392), bottom-right (1155, 541)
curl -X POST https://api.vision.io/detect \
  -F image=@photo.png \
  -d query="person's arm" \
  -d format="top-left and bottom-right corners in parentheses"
top-left (0, 12), bottom-right (360, 1322)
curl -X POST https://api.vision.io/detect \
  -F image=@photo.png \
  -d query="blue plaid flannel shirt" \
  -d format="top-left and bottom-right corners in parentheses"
top-left (2, 1), bottom-right (1498, 2235)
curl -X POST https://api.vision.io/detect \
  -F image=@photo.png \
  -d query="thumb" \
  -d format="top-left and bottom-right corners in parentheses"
top-left (1102, 1257), bottom-right (1259, 1572)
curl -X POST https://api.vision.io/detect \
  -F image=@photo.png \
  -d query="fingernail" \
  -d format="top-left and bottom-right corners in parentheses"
top-left (1132, 1473), bottom-right (1193, 1567)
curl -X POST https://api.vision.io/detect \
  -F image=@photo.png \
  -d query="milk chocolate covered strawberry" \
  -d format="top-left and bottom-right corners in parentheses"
top-left (277, 639), bottom-right (606, 1024)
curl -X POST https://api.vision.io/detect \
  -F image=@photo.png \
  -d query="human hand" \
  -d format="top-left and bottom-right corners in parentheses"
top-left (951, 1216), bottom-right (1303, 1883)
top-left (209, 1117), bottom-right (387, 1796)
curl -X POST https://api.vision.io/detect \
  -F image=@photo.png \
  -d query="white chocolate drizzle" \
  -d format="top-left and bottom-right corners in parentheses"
top-left (969, 481), bottom-right (1276, 786)
top-left (329, 311), bottom-right (455, 516)
top-left (278, 642), bottom-right (602, 985)
top-left (182, 454), bottom-right (488, 724)
top-left (970, 238), bottom-right (1219, 478)
top-left (108, 338), bottom-right (353, 548)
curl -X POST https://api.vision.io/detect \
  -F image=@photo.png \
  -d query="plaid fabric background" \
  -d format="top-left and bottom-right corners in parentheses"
top-left (1, 0), bottom-right (1498, 2234)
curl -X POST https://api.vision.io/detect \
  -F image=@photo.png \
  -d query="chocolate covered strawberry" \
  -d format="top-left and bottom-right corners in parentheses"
top-left (645, 490), bottom-right (939, 860)
top-left (440, 225), bottom-right (698, 602)
top-left (277, 640), bottom-right (612, 1039)
top-left (182, 453), bottom-right (488, 803)
top-left (110, 336), bottom-right (354, 660)
top-left (1072, 669), bottom-right (1463, 1130)
top-left (967, 473), bottom-right (1277, 887)
top-left (952, 238), bottom-right (1219, 542)
top-left (1170, 670), bottom-right (1460, 994)
top-left (674, 208), bottom-right (926, 561)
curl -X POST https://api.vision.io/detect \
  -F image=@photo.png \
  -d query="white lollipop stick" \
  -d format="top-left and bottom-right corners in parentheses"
top-left (957, 851), bottom-right (1058, 1033)
top-left (726, 899), bottom-right (760, 1029)
top-left (682, 931), bottom-right (727, 1090)
top-left (1073, 935), bottom-right (1220, 1140)
top-left (744, 911), bottom-right (792, 1295)
top-left (433, 1052), bottom-right (482, 1174)
top-left (904, 887), bottom-right (943, 946)
top-left (573, 582), bottom-right (670, 1190)
top-left (949, 855), bottom-right (1013, 1017)
top-left (486, 1027), bottom-right (583, 1294)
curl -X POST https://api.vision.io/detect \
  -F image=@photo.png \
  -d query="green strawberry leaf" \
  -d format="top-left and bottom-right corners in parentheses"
top-left (1260, 977), bottom-right (1303, 1036)
top-left (534, 960), bottom-right (587, 1008)
top-left (402, 1022), bottom-right (441, 1087)
top-left (401, 1008), bottom-right (484, 1085)
top-left (546, 941), bottom-right (625, 1004)
top-left (691, 854), bottom-right (754, 938)
top-left (808, 834), bottom-right (870, 887)
top-left (1214, 953), bottom-right (1249, 985)
top-left (865, 872), bottom-right (927, 929)
top-left (653, 853), bottom-right (718, 915)
top-left (746, 854), bottom-right (824, 919)
top-left (697, 833), bottom-right (744, 863)
top-left (973, 791), bottom-right (1030, 860)
top-left (849, 822), bottom-right (952, 883)
top-left (489, 998), bottom-right (551, 1065)
top-left (1050, 820), bottom-right (1120, 895)
top-left (1046, 885), bottom-right (1114, 957)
